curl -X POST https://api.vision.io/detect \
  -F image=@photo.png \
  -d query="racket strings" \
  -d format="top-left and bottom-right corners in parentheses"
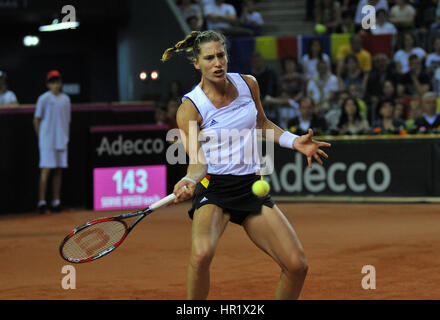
top-left (62, 220), bottom-right (127, 261)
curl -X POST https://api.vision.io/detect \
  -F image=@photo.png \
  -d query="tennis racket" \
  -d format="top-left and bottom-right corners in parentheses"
top-left (59, 192), bottom-right (177, 263)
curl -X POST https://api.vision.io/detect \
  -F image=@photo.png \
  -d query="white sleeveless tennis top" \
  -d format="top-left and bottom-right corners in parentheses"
top-left (182, 73), bottom-right (260, 175)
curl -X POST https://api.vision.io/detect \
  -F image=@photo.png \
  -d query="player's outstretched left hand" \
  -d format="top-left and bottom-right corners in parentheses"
top-left (293, 129), bottom-right (331, 168)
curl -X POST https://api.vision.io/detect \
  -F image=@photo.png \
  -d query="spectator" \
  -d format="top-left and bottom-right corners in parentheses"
top-left (167, 79), bottom-right (184, 102)
top-left (0, 70), bottom-right (18, 107)
top-left (354, 0), bottom-right (389, 27)
top-left (347, 82), bottom-right (368, 120)
top-left (337, 96), bottom-right (370, 134)
top-left (364, 54), bottom-right (399, 113)
top-left (287, 96), bottom-right (328, 135)
top-left (393, 31), bottom-right (426, 74)
top-left (166, 98), bottom-right (179, 129)
top-left (399, 54), bottom-right (431, 97)
top-left (389, 0), bottom-right (416, 30)
top-left (250, 52), bottom-right (278, 99)
top-left (415, 91), bottom-right (440, 132)
top-left (155, 102), bottom-right (167, 125)
top-left (33, 70), bottom-right (71, 214)
top-left (394, 100), bottom-right (406, 121)
top-left (187, 15), bottom-right (203, 31)
top-left (425, 36), bottom-right (440, 77)
top-left (371, 99), bottom-right (406, 134)
top-left (337, 53), bottom-right (368, 97)
top-left (204, 0), bottom-right (253, 37)
top-left (334, 9), bottom-right (356, 34)
top-left (371, 8), bottom-right (398, 35)
top-left (240, 0), bottom-right (264, 36)
top-left (405, 99), bottom-right (423, 132)
top-left (307, 59), bottom-right (339, 114)
top-left (277, 56), bottom-right (306, 102)
top-left (180, 0), bottom-right (204, 31)
top-left (430, 0), bottom-right (440, 30)
top-left (314, 0), bottom-right (342, 33)
top-left (325, 90), bottom-right (350, 132)
top-left (300, 37), bottom-right (332, 81)
top-left (336, 33), bottom-right (372, 73)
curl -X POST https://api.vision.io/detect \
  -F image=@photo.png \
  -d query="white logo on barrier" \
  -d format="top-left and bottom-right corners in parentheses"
top-left (61, 5), bottom-right (77, 26)
top-left (96, 135), bottom-right (165, 156)
top-left (265, 153), bottom-right (391, 193)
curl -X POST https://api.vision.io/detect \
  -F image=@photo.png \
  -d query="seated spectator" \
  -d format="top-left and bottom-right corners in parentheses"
top-left (389, 0), bottom-right (416, 31)
top-left (364, 54), bottom-right (399, 111)
top-left (393, 31), bottom-right (426, 74)
top-left (204, 0), bottom-right (253, 37)
top-left (167, 79), bottom-right (184, 101)
top-left (425, 36), bottom-right (440, 77)
top-left (348, 82), bottom-right (368, 121)
top-left (0, 70), bottom-right (18, 107)
top-left (179, 0), bottom-right (204, 30)
top-left (155, 103), bottom-right (167, 125)
top-left (394, 100), bottom-right (406, 121)
top-left (399, 54), bottom-right (431, 98)
top-left (371, 99), bottom-right (406, 134)
top-left (166, 98), bottom-right (179, 129)
top-left (415, 91), bottom-right (440, 132)
top-left (239, 0), bottom-right (263, 36)
top-left (405, 99), bottom-right (423, 132)
top-left (307, 59), bottom-right (339, 114)
top-left (287, 96), bottom-right (328, 135)
top-left (326, 90), bottom-right (350, 132)
top-left (274, 91), bottom-right (301, 129)
top-left (314, 0), bottom-right (342, 34)
top-left (337, 53), bottom-right (367, 97)
top-left (300, 37), bottom-right (331, 81)
top-left (277, 56), bottom-right (306, 102)
top-left (354, 0), bottom-right (389, 27)
top-left (430, 0), bottom-right (440, 30)
top-left (371, 8), bottom-right (398, 35)
top-left (337, 96), bottom-right (370, 134)
top-left (250, 52), bottom-right (278, 99)
top-left (334, 9), bottom-right (356, 34)
top-left (336, 33), bottom-right (372, 74)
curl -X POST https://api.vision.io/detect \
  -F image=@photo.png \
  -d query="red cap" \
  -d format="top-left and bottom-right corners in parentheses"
top-left (46, 70), bottom-right (61, 81)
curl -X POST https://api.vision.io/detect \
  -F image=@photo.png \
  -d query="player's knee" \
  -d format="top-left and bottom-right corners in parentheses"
top-left (283, 254), bottom-right (308, 278)
top-left (190, 245), bottom-right (215, 271)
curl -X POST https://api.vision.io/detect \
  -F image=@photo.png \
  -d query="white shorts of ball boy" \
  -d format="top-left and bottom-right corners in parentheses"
top-left (39, 148), bottom-right (68, 168)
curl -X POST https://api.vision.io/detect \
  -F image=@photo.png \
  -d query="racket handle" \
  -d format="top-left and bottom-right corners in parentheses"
top-left (149, 193), bottom-right (176, 211)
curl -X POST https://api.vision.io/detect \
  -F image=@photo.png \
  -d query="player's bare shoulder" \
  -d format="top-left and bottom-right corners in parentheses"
top-left (240, 74), bottom-right (260, 99)
top-left (177, 98), bottom-right (202, 127)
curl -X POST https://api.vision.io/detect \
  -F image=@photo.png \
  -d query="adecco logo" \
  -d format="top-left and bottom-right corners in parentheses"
top-left (96, 135), bottom-right (165, 156)
top-left (267, 153), bottom-right (391, 193)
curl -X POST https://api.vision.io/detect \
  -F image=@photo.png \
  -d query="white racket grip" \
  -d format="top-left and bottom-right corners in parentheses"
top-left (149, 193), bottom-right (176, 211)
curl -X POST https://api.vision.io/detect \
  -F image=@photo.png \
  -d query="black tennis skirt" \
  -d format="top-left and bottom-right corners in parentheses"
top-left (188, 173), bottom-right (275, 225)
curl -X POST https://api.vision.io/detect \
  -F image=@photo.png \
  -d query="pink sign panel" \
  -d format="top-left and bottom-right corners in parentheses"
top-left (94, 165), bottom-right (167, 211)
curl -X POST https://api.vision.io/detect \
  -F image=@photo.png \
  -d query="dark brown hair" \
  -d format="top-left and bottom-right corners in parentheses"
top-left (161, 30), bottom-right (227, 62)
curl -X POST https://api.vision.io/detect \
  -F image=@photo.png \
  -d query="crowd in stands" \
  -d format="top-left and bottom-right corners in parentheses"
top-left (172, 0), bottom-right (440, 135)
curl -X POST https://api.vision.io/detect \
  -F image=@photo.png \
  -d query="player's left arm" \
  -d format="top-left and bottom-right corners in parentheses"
top-left (241, 74), bottom-right (331, 168)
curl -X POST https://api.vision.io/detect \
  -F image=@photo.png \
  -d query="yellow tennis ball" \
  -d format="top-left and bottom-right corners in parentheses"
top-left (252, 180), bottom-right (270, 197)
top-left (315, 24), bottom-right (326, 34)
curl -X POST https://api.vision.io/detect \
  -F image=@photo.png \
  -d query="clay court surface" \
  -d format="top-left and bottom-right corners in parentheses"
top-left (1, 202), bottom-right (439, 300)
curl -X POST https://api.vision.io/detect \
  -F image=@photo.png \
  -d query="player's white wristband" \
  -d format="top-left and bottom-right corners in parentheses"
top-left (181, 176), bottom-right (197, 184)
top-left (279, 131), bottom-right (299, 150)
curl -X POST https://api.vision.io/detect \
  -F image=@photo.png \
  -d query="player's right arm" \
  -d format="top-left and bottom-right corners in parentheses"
top-left (173, 98), bottom-right (207, 203)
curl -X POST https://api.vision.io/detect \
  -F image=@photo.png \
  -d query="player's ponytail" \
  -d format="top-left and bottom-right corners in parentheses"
top-left (161, 30), bottom-right (227, 62)
top-left (161, 31), bottom-right (201, 62)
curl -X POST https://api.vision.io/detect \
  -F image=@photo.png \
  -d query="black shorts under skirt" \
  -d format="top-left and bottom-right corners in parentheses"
top-left (188, 173), bottom-right (275, 225)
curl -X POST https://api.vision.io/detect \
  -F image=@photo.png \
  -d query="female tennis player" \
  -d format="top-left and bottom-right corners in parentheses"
top-left (162, 30), bottom-right (331, 300)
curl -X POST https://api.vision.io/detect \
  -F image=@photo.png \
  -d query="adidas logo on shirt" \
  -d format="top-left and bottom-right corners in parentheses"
top-left (208, 119), bottom-right (218, 127)
top-left (200, 197), bottom-right (208, 203)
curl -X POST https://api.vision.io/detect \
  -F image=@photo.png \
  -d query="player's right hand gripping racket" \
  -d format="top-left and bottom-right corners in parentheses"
top-left (59, 193), bottom-right (177, 263)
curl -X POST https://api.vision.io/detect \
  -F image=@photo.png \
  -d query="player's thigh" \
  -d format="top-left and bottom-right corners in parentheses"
top-left (191, 204), bottom-right (230, 256)
top-left (242, 205), bottom-right (307, 270)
